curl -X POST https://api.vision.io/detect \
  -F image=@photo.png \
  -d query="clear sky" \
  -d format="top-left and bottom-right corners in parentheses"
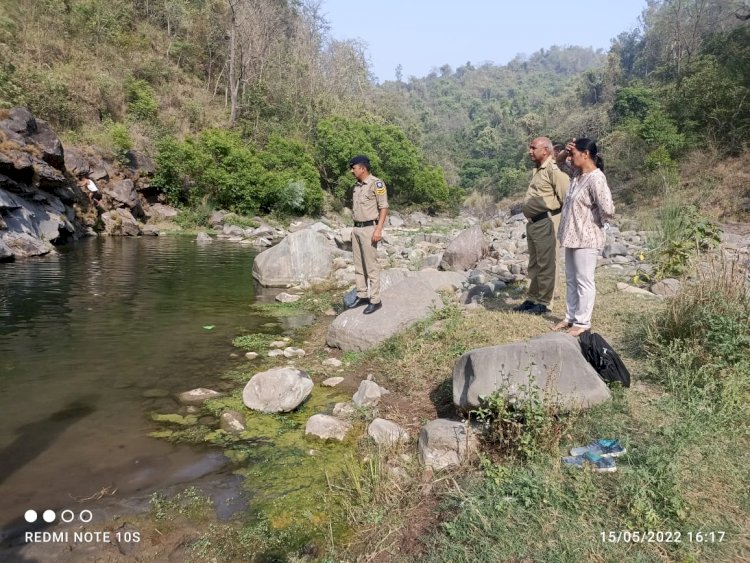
top-left (321, 0), bottom-right (647, 82)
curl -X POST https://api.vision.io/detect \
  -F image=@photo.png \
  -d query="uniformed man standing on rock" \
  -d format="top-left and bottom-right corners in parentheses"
top-left (514, 137), bottom-right (570, 315)
top-left (347, 155), bottom-right (388, 315)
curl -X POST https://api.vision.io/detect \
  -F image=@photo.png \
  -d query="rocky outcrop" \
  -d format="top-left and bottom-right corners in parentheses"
top-left (368, 418), bottom-right (409, 446)
top-left (453, 333), bottom-right (611, 413)
top-left (326, 279), bottom-right (444, 352)
top-left (252, 228), bottom-right (333, 287)
top-left (0, 108), bottom-right (82, 259)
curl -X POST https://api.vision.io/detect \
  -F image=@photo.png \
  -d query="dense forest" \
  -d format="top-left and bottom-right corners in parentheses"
top-left (1, 0), bottom-right (748, 217)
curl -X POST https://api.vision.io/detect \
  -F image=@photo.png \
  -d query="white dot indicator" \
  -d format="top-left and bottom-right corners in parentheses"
top-left (24, 510), bottom-right (38, 523)
top-left (43, 510), bottom-right (56, 523)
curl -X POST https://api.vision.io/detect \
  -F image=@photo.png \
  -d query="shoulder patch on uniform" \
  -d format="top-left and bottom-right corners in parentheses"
top-left (376, 187), bottom-right (386, 195)
top-left (376, 181), bottom-right (383, 188)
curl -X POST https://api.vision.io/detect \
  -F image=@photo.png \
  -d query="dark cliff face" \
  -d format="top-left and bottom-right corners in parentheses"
top-left (0, 107), bottom-right (158, 261)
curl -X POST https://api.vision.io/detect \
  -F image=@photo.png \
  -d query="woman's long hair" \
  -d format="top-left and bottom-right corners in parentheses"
top-left (575, 138), bottom-right (604, 171)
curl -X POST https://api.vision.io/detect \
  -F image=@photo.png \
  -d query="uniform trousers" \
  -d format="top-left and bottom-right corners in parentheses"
top-left (563, 247), bottom-right (600, 329)
top-left (525, 213), bottom-right (561, 306)
top-left (352, 225), bottom-right (381, 304)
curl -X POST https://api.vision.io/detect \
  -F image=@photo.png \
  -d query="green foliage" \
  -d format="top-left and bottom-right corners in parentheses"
top-left (109, 121), bottom-right (132, 163)
top-left (153, 130), bottom-right (323, 215)
top-left (231, 333), bottom-right (277, 351)
top-left (644, 262), bottom-right (750, 418)
top-left (0, 62), bottom-right (24, 108)
top-left (125, 77), bottom-right (158, 121)
top-left (648, 204), bottom-right (721, 279)
top-left (472, 379), bottom-right (569, 461)
top-left (315, 116), bottom-right (460, 212)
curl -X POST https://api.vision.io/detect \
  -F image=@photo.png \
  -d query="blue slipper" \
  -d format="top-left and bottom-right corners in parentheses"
top-left (570, 439), bottom-right (626, 458)
top-left (562, 451), bottom-right (617, 473)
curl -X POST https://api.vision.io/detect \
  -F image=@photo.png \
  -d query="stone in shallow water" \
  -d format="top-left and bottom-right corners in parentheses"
top-left (242, 366), bottom-right (313, 413)
top-left (305, 414), bottom-right (352, 441)
top-left (220, 411), bottom-right (246, 434)
top-left (176, 388), bottom-right (223, 406)
top-left (321, 377), bottom-right (344, 387)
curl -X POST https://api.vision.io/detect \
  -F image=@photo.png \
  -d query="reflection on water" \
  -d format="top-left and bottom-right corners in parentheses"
top-left (0, 236), bottom-right (274, 528)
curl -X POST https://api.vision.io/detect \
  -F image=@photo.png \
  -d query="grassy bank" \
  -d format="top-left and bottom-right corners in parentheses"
top-left (330, 265), bottom-right (749, 562)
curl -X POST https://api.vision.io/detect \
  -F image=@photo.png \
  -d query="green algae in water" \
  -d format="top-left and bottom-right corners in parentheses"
top-left (151, 413), bottom-right (199, 425)
top-left (205, 387), bottom-right (356, 542)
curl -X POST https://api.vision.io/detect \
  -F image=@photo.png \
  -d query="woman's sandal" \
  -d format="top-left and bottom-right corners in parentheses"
top-left (552, 320), bottom-right (573, 331)
top-left (566, 326), bottom-right (588, 337)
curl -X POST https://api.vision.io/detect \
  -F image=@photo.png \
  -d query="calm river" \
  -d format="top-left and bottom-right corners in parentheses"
top-left (0, 235), bottom-right (276, 534)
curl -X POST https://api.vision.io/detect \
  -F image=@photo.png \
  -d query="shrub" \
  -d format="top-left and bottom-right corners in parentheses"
top-left (472, 377), bottom-right (571, 461)
top-left (643, 257), bottom-right (750, 418)
top-left (648, 204), bottom-right (720, 279)
top-left (109, 122), bottom-right (132, 163)
top-left (125, 77), bottom-right (158, 121)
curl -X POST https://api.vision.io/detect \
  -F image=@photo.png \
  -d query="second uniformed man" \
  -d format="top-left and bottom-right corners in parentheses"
top-left (348, 155), bottom-right (388, 315)
top-left (515, 137), bottom-right (570, 315)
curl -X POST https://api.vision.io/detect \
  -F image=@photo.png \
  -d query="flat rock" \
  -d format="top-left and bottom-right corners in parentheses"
top-left (252, 229), bottom-right (333, 287)
top-left (326, 279), bottom-right (443, 352)
top-left (616, 282), bottom-right (658, 297)
top-left (276, 292), bottom-right (301, 303)
top-left (220, 411), bottom-right (246, 434)
top-left (177, 388), bottom-right (223, 406)
top-left (305, 414), bottom-right (352, 441)
top-left (453, 333), bottom-right (611, 413)
top-left (322, 358), bottom-right (343, 368)
top-left (322, 377), bottom-right (345, 387)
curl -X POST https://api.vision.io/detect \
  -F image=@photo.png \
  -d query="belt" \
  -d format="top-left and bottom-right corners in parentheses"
top-left (529, 209), bottom-right (561, 223)
top-left (353, 220), bottom-right (377, 227)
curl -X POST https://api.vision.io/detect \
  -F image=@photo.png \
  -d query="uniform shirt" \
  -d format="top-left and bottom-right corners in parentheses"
top-left (522, 156), bottom-right (570, 218)
top-left (557, 168), bottom-right (615, 249)
top-left (353, 174), bottom-right (389, 222)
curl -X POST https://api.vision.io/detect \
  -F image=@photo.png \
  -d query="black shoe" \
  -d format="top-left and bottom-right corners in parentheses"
top-left (513, 299), bottom-right (535, 312)
top-left (347, 297), bottom-right (369, 309)
top-left (524, 303), bottom-right (550, 315)
top-left (363, 302), bottom-right (382, 315)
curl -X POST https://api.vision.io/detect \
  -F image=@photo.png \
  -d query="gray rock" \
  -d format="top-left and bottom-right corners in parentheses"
top-left (616, 282), bottom-right (658, 297)
top-left (103, 178), bottom-right (139, 209)
top-left (305, 414), bottom-right (352, 441)
top-left (177, 388), bottom-right (223, 406)
top-left (245, 352), bottom-right (259, 360)
top-left (326, 279), bottom-right (443, 351)
top-left (100, 208), bottom-right (140, 236)
top-left (453, 333), bottom-right (611, 413)
top-left (332, 402), bottom-right (355, 418)
top-left (418, 419), bottom-right (477, 470)
top-left (150, 203), bottom-right (179, 220)
top-left (0, 231), bottom-right (54, 258)
top-left (352, 379), bottom-right (389, 406)
top-left (423, 253), bottom-right (443, 269)
top-left (242, 367), bottom-right (313, 413)
top-left (388, 212), bottom-right (405, 227)
top-left (414, 269), bottom-right (467, 292)
top-left (368, 418), bottom-right (409, 446)
top-left (439, 225), bottom-right (488, 271)
top-left (220, 411), bottom-right (246, 434)
top-left (651, 278), bottom-right (681, 297)
top-left (283, 346), bottom-right (306, 358)
top-left (275, 292), bottom-right (301, 303)
top-left (141, 224), bottom-right (159, 236)
top-left (322, 377), bottom-right (345, 387)
top-left (252, 229), bottom-right (333, 287)
top-left (602, 243), bottom-right (628, 258)
top-left (322, 358), bottom-right (343, 368)
top-left (196, 232), bottom-right (213, 243)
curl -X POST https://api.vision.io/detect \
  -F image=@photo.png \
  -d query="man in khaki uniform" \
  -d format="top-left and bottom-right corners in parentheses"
top-left (514, 137), bottom-right (570, 315)
top-left (347, 155), bottom-right (388, 315)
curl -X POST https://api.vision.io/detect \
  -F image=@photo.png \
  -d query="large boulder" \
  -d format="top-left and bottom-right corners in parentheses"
top-left (100, 208), bottom-right (141, 236)
top-left (326, 279), bottom-right (443, 351)
top-left (414, 269), bottom-right (468, 292)
top-left (252, 229), bottom-right (333, 287)
top-left (418, 419), bottom-right (477, 470)
top-left (453, 333), bottom-right (611, 412)
top-left (439, 225), bottom-right (488, 271)
top-left (242, 366), bottom-right (314, 413)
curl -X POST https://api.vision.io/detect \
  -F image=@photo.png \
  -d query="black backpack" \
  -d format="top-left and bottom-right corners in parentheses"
top-left (578, 332), bottom-right (631, 388)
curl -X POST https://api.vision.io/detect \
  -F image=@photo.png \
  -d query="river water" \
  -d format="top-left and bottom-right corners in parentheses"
top-left (0, 235), bottom-right (276, 534)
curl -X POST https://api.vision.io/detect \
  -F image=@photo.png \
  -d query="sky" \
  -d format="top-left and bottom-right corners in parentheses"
top-left (321, 0), bottom-right (647, 83)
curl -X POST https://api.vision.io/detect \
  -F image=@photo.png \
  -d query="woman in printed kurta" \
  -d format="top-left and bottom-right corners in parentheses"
top-left (554, 138), bottom-right (614, 337)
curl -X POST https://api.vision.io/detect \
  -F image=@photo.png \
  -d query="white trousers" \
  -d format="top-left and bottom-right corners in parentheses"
top-left (564, 247), bottom-right (599, 329)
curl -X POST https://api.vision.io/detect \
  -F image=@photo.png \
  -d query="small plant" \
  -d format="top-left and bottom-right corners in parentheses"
top-left (109, 122), bottom-right (132, 164)
top-left (648, 204), bottom-right (721, 279)
top-left (472, 374), bottom-right (570, 461)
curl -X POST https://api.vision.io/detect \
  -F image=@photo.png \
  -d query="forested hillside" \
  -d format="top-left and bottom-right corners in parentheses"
top-left (1, 0), bottom-right (748, 218)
